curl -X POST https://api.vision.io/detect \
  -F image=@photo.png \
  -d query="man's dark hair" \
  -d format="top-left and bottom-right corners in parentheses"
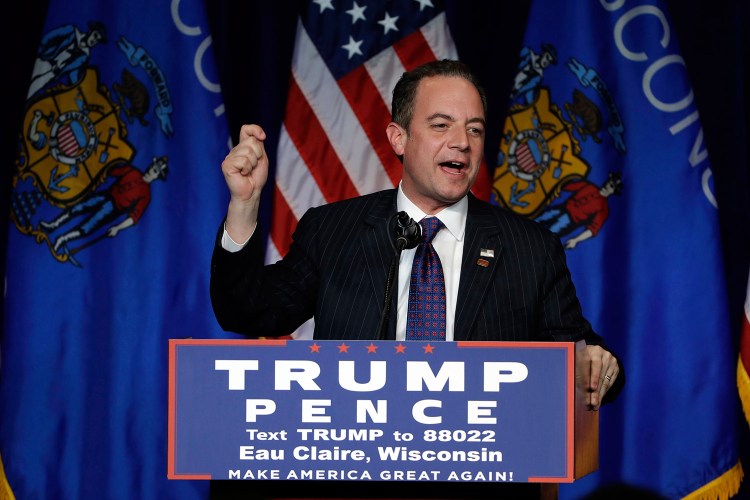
top-left (391, 59), bottom-right (487, 131)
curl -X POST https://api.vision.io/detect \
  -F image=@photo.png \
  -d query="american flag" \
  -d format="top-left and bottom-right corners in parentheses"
top-left (267, 0), bottom-right (489, 338)
top-left (739, 270), bottom-right (750, 426)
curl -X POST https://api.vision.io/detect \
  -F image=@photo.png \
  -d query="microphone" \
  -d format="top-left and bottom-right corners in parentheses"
top-left (393, 211), bottom-right (421, 251)
top-left (374, 212), bottom-right (422, 340)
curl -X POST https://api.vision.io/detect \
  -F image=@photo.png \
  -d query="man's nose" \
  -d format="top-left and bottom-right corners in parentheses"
top-left (448, 128), bottom-right (469, 151)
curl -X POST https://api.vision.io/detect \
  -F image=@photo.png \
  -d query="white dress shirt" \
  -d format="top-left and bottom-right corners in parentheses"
top-left (395, 186), bottom-right (466, 341)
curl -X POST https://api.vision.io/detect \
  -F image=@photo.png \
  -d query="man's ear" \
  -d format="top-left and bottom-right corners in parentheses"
top-left (386, 122), bottom-right (406, 156)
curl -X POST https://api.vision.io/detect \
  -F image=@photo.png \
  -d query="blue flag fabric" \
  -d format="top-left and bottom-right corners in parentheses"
top-left (0, 1), bottom-right (231, 498)
top-left (492, 1), bottom-right (740, 498)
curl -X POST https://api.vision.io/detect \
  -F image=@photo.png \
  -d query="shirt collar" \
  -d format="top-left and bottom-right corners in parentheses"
top-left (396, 183), bottom-right (467, 241)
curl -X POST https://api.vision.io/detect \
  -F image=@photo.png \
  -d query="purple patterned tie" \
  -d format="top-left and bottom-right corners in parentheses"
top-left (406, 217), bottom-right (446, 341)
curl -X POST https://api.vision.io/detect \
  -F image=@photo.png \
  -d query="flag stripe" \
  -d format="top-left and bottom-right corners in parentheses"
top-left (518, 144), bottom-right (537, 172)
top-left (338, 66), bottom-right (402, 186)
top-left (421, 12), bottom-right (459, 61)
top-left (269, 183), bottom-right (297, 258)
top-left (59, 126), bottom-right (78, 155)
top-left (363, 46), bottom-right (407, 110)
top-left (392, 29), bottom-right (437, 70)
top-left (276, 126), bottom-right (327, 220)
top-left (284, 77), bottom-right (360, 203)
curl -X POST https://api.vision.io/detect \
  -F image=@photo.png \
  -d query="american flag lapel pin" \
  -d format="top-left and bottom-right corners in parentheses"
top-left (477, 248), bottom-right (493, 267)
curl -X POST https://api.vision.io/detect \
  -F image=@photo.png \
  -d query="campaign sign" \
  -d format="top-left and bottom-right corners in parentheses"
top-left (168, 339), bottom-right (582, 483)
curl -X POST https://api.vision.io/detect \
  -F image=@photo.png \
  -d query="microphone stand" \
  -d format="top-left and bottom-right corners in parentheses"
top-left (374, 212), bottom-right (421, 341)
top-left (374, 241), bottom-right (406, 341)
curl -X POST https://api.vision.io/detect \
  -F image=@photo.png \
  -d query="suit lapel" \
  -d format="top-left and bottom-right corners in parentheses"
top-left (455, 195), bottom-right (503, 340)
top-left (361, 190), bottom-right (399, 339)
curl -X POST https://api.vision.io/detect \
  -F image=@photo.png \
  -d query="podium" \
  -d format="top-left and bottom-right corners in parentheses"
top-left (168, 339), bottom-right (598, 498)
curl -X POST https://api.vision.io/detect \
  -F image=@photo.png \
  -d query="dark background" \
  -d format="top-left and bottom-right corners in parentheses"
top-left (4, 0), bottom-right (749, 497)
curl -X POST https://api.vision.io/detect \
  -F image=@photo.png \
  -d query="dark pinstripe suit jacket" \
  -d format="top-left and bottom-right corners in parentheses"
top-left (211, 189), bottom-right (624, 400)
top-left (211, 189), bottom-right (611, 346)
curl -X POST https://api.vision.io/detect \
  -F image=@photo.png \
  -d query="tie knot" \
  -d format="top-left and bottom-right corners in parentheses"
top-left (420, 217), bottom-right (443, 243)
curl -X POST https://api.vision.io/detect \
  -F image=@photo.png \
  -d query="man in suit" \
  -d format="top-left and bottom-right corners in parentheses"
top-left (211, 56), bottom-right (623, 500)
top-left (211, 59), bottom-right (622, 404)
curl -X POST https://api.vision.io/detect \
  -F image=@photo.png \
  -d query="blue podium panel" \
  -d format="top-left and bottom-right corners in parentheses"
top-left (169, 339), bottom-right (577, 483)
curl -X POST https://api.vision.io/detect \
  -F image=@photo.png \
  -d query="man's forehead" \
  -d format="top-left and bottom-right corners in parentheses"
top-left (415, 76), bottom-right (482, 105)
top-left (413, 79), bottom-right (484, 121)
top-left (417, 74), bottom-right (474, 91)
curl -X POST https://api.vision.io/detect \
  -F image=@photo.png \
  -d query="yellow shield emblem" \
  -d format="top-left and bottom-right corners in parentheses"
top-left (493, 88), bottom-right (590, 218)
top-left (17, 68), bottom-right (134, 208)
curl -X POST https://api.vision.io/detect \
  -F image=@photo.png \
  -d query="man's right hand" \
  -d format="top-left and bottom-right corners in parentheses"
top-left (221, 124), bottom-right (269, 243)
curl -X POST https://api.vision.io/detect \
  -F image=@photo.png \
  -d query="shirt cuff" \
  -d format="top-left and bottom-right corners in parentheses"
top-left (221, 223), bottom-right (254, 252)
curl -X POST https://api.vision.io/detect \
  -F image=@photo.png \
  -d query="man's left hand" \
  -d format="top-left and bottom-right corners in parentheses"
top-left (578, 345), bottom-right (620, 410)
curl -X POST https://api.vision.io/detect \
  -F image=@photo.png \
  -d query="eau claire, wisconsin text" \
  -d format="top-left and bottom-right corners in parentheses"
top-left (239, 444), bottom-right (502, 462)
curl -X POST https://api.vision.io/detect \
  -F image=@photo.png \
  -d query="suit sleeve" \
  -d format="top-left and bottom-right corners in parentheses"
top-left (539, 230), bottom-right (625, 403)
top-left (209, 213), bottom-right (320, 337)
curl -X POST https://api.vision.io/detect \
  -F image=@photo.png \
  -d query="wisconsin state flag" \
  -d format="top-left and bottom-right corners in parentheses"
top-left (0, 1), bottom-right (231, 498)
top-left (492, 1), bottom-right (741, 498)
